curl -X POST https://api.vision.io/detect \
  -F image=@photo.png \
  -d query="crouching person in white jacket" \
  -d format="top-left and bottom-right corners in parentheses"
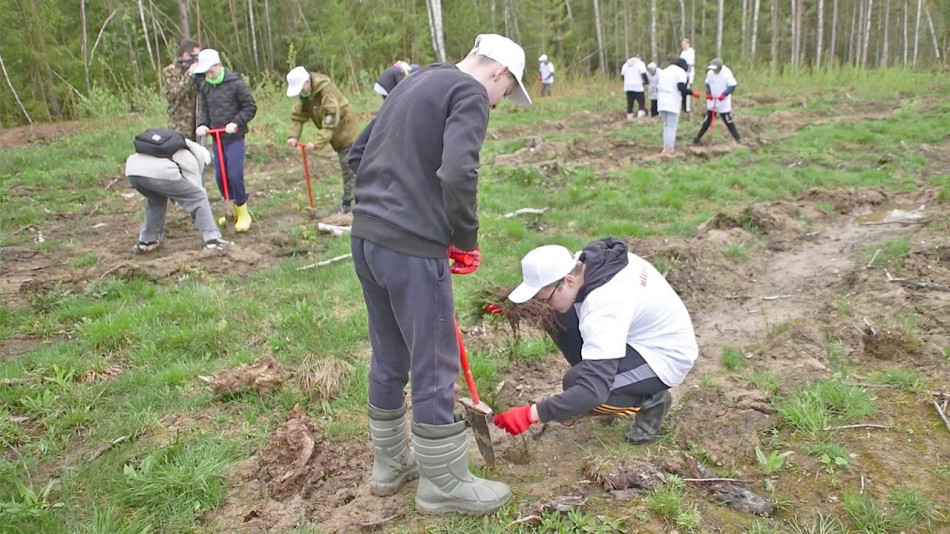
top-left (125, 138), bottom-right (230, 254)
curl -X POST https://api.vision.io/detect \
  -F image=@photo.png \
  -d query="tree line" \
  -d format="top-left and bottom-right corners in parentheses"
top-left (1, 0), bottom-right (946, 127)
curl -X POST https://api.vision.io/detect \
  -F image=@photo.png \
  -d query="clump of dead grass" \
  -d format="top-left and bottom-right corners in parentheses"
top-left (297, 355), bottom-right (355, 401)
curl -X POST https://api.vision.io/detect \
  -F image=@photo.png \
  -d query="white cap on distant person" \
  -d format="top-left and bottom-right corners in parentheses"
top-left (192, 49), bottom-right (221, 74)
top-left (470, 34), bottom-right (532, 106)
top-left (508, 245), bottom-right (577, 303)
top-left (539, 54), bottom-right (549, 62)
top-left (285, 66), bottom-right (310, 97)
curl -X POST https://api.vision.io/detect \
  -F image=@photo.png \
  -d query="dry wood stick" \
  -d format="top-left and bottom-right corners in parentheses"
top-left (933, 399), bottom-right (950, 434)
top-left (823, 423), bottom-right (890, 431)
top-left (864, 249), bottom-right (881, 269)
top-left (296, 253), bottom-right (352, 271)
top-left (682, 477), bottom-right (753, 484)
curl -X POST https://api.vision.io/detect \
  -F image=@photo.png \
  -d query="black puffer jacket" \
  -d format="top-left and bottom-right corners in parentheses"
top-left (197, 69), bottom-right (257, 143)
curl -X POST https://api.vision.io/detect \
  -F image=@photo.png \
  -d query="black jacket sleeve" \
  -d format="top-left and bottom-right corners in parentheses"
top-left (535, 358), bottom-right (620, 422)
top-left (197, 85), bottom-right (210, 127)
top-left (641, 73), bottom-right (648, 85)
top-left (678, 82), bottom-right (692, 97)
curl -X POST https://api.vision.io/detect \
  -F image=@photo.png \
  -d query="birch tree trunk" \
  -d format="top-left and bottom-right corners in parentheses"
top-left (716, 0), bottom-right (724, 56)
top-left (425, 0), bottom-right (447, 63)
top-left (862, 0), bottom-right (874, 67)
top-left (177, 0), bottom-right (191, 38)
top-left (791, 0), bottom-right (798, 67)
top-left (228, 0), bottom-right (242, 53)
top-left (623, 0), bottom-right (630, 58)
top-left (924, 1), bottom-right (940, 59)
top-left (849, 0), bottom-right (858, 64)
top-left (752, 0), bottom-right (761, 60)
top-left (0, 44), bottom-right (33, 124)
top-left (882, 0), bottom-right (891, 64)
top-left (817, 0), bottom-right (824, 67)
top-left (680, 0), bottom-right (687, 42)
top-left (246, 0), bottom-right (259, 67)
top-left (593, 0), bottom-right (607, 74)
top-left (264, 0), bottom-right (274, 69)
top-left (137, 0), bottom-right (156, 71)
top-left (20, 0), bottom-right (62, 119)
top-left (650, 0), bottom-right (658, 61)
top-left (904, 0), bottom-right (910, 67)
top-left (913, 0), bottom-right (922, 66)
top-left (81, 0), bottom-right (90, 92)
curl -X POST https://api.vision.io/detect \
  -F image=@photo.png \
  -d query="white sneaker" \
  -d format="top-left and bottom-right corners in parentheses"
top-left (626, 113), bottom-right (634, 122)
top-left (637, 110), bottom-right (646, 118)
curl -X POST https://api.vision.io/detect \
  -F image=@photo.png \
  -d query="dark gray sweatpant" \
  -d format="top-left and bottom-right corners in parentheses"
top-left (548, 306), bottom-right (668, 408)
top-left (127, 175), bottom-right (221, 244)
top-left (351, 237), bottom-right (459, 425)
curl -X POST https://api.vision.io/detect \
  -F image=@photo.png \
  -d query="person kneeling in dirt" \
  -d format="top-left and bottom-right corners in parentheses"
top-left (125, 131), bottom-right (231, 254)
top-left (496, 238), bottom-right (698, 444)
top-left (285, 66), bottom-right (359, 214)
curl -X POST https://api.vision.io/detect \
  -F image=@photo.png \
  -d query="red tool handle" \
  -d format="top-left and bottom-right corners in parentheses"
top-left (207, 128), bottom-right (230, 201)
top-left (455, 318), bottom-right (480, 405)
top-left (296, 143), bottom-right (314, 209)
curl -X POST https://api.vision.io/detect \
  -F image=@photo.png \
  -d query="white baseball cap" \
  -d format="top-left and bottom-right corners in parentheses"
top-left (192, 49), bottom-right (221, 74)
top-left (539, 54), bottom-right (549, 62)
top-left (469, 34), bottom-right (532, 106)
top-left (286, 66), bottom-right (310, 97)
top-left (508, 245), bottom-right (578, 304)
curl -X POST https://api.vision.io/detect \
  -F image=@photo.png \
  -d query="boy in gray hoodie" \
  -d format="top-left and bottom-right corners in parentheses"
top-left (125, 137), bottom-right (229, 253)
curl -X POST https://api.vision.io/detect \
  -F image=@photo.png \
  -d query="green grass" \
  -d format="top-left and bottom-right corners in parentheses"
top-left (860, 236), bottom-right (912, 269)
top-left (721, 346), bottom-right (746, 371)
top-left (3, 70), bottom-right (950, 533)
top-left (776, 379), bottom-right (878, 436)
top-left (868, 367), bottom-right (928, 392)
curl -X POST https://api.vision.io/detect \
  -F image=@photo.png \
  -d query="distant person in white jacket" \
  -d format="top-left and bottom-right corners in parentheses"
top-left (692, 58), bottom-right (741, 144)
top-left (538, 54), bottom-right (555, 97)
top-left (621, 55), bottom-right (648, 121)
top-left (125, 134), bottom-right (230, 254)
top-left (656, 58), bottom-right (695, 155)
top-left (646, 62), bottom-right (661, 117)
top-left (679, 38), bottom-right (695, 114)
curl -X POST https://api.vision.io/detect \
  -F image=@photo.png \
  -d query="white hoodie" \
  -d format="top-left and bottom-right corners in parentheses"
top-left (124, 139), bottom-right (210, 188)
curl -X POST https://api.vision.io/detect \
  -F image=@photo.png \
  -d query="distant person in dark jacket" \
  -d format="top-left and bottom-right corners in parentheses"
top-left (373, 61), bottom-right (411, 99)
top-left (192, 49), bottom-right (257, 232)
top-left (496, 238), bottom-right (698, 445)
top-left (348, 33), bottom-right (530, 516)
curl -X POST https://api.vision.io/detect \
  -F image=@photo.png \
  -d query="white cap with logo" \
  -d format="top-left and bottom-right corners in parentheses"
top-left (192, 49), bottom-right (221, 74)
top-left (285, 66), bottom-right (310, 97)
top-left (469, 34), bottom-right (532, 106)
top-left (508, 245), bottom-right (578, 303)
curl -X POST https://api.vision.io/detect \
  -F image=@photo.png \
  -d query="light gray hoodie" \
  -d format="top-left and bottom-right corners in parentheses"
top-left (124, 139), bottom-right (210, 188)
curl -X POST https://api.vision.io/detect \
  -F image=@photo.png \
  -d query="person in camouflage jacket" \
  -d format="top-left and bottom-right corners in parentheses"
top-left (162, 38), bottom-right (200, 140)
top-left (285, 66), bottom-right (360, 214)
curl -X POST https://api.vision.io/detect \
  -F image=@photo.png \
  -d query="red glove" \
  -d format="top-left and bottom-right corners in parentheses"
top-left (485, 303), bottom-right (504, 315)
top-left (691, 91), bottom-right (701, 99)
top-left (706, 93), bottom-right (713, 100)
top-left (447, 244), bottom-right (481, 275)
top-left (493, 405), bottom-right (534, 435)
top-left (718, 94), bottom-right (727, 101)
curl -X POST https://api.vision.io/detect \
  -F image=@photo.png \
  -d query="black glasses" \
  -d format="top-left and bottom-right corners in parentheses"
top-left (542, 278), bottom-right (564, 304)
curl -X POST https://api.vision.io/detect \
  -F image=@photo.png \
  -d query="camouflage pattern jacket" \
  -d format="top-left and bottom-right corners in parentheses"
top-left (161, 61), bottom-right (198, 140)
top-left (288, 72), bottom-right (358, 151)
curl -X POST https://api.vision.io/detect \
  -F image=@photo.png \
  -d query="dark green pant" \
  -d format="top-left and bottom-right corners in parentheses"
top-left (337, 146), bottom-right (355, 206)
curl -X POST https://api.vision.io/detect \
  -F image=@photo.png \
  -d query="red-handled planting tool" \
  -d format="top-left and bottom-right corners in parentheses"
top-left (455, 318), bottom-right (496, 467)
top-left (207, 128), bottom-right (234, 233)
top-left (295, 142), bottom-right (315, 211)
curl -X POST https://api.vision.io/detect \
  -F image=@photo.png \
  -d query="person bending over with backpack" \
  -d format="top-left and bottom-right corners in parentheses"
top-left (125, 128), bottom-right (231, 254)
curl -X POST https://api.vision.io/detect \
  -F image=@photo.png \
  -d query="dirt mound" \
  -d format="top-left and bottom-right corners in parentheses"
top-left (210, 405), bottom-right (375, 533)
top-left (202, 355), bottom-right (288, 398)
top-left (0, 120), bottom-right (87, 148)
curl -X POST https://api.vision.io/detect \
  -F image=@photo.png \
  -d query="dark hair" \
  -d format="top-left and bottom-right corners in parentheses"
top-left (177, 38), bottom-right (200, 56)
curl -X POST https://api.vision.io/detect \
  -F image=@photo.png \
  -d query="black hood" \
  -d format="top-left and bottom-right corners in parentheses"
top-left (672, 58), bottom-right (688, 71)
top-left (576, 238), bottom-right (629, 303)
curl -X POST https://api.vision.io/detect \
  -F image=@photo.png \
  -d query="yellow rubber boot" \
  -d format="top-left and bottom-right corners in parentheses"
top-left (234, 203), bottom-right (251, 233)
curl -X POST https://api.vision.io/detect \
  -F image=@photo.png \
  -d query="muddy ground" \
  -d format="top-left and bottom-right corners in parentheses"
top-left (2, 98), bottom-right (949, 532)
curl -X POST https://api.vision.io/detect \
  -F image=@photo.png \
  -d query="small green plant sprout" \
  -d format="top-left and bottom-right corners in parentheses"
top-left (725, 242), bottom-right (748, 263)
top-left (746, 371), bottom-right (781, 394)
top-left (806, 440), bottom-right (852, 476)
top-left (786, 513), bottom-right (847, 534)
top-left (721, 346), bottom-right (746, 371)
top-left (0, 479), bottom-right (64, 519)
top-left (869, 367), bottom-right (926, 392)
top-left (755, 446), bottom-right (794, 474)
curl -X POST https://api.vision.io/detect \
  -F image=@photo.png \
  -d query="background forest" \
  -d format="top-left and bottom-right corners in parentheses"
top-left (1, 0), bottom-right (948, 127)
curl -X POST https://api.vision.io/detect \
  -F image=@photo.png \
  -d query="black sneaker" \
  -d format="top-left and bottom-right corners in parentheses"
top-left (132, 241), bottom-right (160, 255)
top-left (204, 238), bottom-right (232, 251)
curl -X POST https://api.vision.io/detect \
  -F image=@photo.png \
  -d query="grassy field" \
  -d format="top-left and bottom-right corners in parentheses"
top-left (2, 68), bottom-right (950, 533)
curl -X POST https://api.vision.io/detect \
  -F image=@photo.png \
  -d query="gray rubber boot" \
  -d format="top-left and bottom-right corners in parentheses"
top-left (368, 404), bottom-right (418, 496)
top-left (625, 390), bottom-right (673, 444)
top-left (412, 420), bottom-right (511, 515)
